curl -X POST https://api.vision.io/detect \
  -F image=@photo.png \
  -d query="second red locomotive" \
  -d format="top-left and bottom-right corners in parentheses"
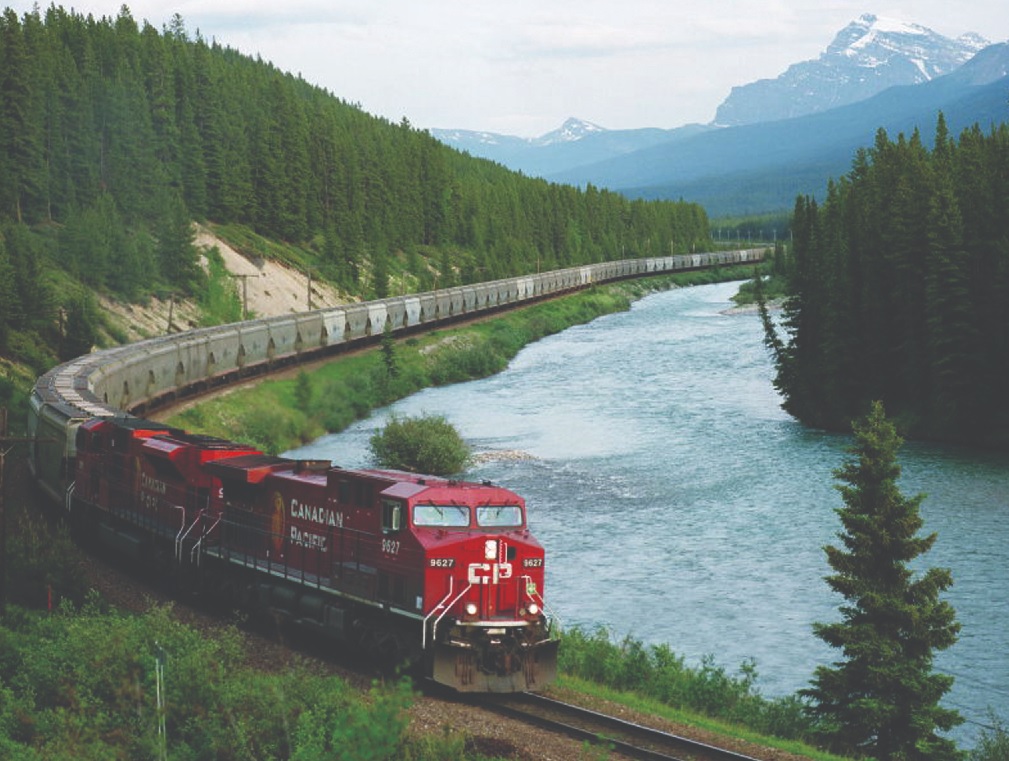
top-left (71, 416), bottom-right (558, 692)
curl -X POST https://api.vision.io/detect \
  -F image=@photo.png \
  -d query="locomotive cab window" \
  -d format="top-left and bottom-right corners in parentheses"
top-left (413, 504), bottom-right (470, 528)
top-left (476, 505), bottom-right (523, 528)
top-left (381, 499), bottom-right (402, 533)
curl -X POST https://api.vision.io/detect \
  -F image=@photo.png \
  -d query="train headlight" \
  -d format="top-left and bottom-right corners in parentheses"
top-left (465, 602), bottom-right (478, 616)
top-left (527, 603), bottom-right (539, 616)
top-left (484, 539), bottom-right (497, 560)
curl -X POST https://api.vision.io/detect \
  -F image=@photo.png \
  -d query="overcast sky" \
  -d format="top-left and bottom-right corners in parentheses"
top-left (9, 1), bottom-right (1009, 136)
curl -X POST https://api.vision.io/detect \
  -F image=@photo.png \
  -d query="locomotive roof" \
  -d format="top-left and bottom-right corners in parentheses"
top-left (355, 469), bottom-right (523, 501)
top-left (203, 454), bottom-right (301, 484)
top-left (115, 416), bottom-right (181, 433)
top-left (86, 415), bottom-right (180, 436)
top-left (358, 468), bottom-right (499, 490)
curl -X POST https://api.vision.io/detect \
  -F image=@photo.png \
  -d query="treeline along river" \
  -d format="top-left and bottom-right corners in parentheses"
top-left (287, 281), bottom-right (1009, 747)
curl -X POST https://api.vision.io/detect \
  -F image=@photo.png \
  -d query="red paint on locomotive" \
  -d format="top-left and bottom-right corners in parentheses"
top-left (71, 417), bottom-right (557, 692)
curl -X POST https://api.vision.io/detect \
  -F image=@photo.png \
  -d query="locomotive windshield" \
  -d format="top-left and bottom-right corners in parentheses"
top-left (476, 505), bottom-right (523, 527)
top-left (413, 504), bottom-right (470, 527)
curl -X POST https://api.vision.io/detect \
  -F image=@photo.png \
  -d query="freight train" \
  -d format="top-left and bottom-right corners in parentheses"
top-left (27, 248), bottom-right (763, 691)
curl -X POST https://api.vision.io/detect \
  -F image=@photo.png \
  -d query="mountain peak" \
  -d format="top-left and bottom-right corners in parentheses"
top-left (827, 13), bottom-right (987, 66)
top-left (534, 118), bottom-right (606, 146)
top-left (714, 15), bottom-right (989, 126)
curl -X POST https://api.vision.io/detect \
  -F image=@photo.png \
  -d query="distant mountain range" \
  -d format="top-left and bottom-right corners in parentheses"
top-left (430, 118), bottom-right (713, 178)
top-left (554, 43), bottom-right (1009, 215)
top-left (430, 15), bottom-right (1009, 216)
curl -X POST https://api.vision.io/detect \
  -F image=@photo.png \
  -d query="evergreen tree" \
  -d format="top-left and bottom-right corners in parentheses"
top-left (371, 249), bottom-right (390, 299)
top-left (380, 322), bottom-right (398, 379)
top-left (0, 9), bottom-right (43, 222)
top-left (293, 370), bottom-right (313, 414)
top-left (804, 401), bottom-right (963, 760)
top-left (5, 221), bottom-right (53, 332)
top-left (156, 189), bottom-right (200, 294)
top-left (925, 115), bottom-right (977, 436)
top-left (0, 237), bottom-right (18, 350)
top-left (60, 291), bottom-right (99, 361)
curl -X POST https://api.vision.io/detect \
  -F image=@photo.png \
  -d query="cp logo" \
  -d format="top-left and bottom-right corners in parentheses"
top-left (467, 562), bottom-right (513, 585)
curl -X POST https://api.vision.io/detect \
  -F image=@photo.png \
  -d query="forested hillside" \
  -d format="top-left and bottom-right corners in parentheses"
top-left (0, 5), bottom-right (709, 387)
top-left (762, 114), bottom-right (1009, 445)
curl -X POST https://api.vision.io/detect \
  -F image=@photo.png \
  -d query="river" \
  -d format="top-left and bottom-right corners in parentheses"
top-left (287, 280), bottom-right (1009, 747)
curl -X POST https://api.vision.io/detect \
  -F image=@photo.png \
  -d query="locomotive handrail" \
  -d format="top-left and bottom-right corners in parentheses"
top-left (190, 515), bottom-right (222, 566)
top-left (167, 503), bottom-right (188, 562)
top-left (176, 508), bottom-right (206, 563)
top-left (522, 574), bottom-right (562, 633)
top-left (423, 577), bottom-right (455, 649)
top-left (425, 577), bottom-right (476, 649)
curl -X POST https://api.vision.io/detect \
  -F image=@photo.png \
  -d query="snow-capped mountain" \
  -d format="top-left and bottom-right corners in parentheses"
top-left (714, 14), bottom-right (989, 126)
top-left (431, 117), bottom-right (604, 152)
top-left (429, 118), bottom-right (709, 176)
top-left (531, 117), bottom-right (606, 146)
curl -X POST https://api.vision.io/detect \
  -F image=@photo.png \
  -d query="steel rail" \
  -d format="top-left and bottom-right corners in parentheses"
top-left (478, 692), bottom-right (766, 761)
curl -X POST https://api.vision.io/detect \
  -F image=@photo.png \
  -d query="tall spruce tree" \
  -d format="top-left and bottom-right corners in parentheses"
top-left (0, 237), bottom-right (18, 350)
top-left (156, 189), bottom-right (200, 294)
top-left (804, 401), bottom-right (962, 760)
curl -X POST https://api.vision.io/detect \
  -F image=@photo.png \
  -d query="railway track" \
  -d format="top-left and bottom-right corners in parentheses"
top-left (473, 692), bottom-right (765, 761)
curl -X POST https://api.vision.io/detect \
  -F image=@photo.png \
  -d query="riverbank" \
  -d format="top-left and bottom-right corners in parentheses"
top-left (163, 266), bottom-right (758, 452)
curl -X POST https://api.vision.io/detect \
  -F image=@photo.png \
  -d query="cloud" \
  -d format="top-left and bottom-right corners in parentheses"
top-left (6, 0), bottom-right (1008, 137)
top-left (506, 18), bottom-right (674, 60)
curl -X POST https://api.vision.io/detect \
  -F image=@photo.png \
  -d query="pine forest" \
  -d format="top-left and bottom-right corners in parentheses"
top-left (763, 115), bottom-right (1009, 445)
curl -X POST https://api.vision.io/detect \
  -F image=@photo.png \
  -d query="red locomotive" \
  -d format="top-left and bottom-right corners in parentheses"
top-left (71, 416), bottom-right (558, 692)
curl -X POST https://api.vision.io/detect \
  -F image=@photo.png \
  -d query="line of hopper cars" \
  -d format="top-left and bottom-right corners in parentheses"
top-left (26, 249), bottom-right (763, 692)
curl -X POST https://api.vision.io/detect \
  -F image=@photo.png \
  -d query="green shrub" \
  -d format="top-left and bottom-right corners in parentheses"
top-left (6, 513), bottom-right (89, 608)
top-left (235, 404), bottom-right (306, 454)
top-left (558, 626), bottom-right (814, 742)
top-left (198, 246), bottom-right (244, 326)
top-left (971, 714), bottom-right (1009, 761)
top-left (294, 370), bottom-right (314, 413)
top-left (369, 414), bottom-right (471, 475)
top-left (0, 602), bottom-right (439, 760)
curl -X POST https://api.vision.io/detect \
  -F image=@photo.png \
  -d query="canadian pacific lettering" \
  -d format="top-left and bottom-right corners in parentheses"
top-left (288, 498), bottom-right (342, 551)
top-left (141, 473), bottom-right (167, 494)
top-left (290, 498), bottom-right (343, 527)
top-left (290, 525), bottom-right (327, 550)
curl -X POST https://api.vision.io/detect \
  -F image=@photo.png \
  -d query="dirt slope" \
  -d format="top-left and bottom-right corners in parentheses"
top-left (100, 225), bottom-right (348, 343)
